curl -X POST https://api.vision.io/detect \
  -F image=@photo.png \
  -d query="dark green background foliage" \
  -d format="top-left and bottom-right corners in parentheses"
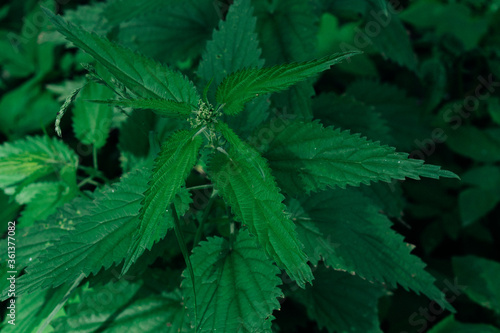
top-left (0, 0), bottom-right (499, 332)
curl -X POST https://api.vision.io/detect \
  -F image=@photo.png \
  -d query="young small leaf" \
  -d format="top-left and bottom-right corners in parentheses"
top-left (55, 87), bottom-right (83, 137)
top-left (216, 51), bottom-right (360, 115)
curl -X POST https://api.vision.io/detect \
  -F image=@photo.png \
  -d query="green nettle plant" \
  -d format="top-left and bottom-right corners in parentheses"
top-left (9, 0), bottom-right (498, 332)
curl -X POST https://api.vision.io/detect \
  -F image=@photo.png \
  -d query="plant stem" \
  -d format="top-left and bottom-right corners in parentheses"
top-left (187, 184), bottom-right (214, 191)
top-left (92, 145), bottom-right (98, 170)
top-left (77, 177), bottom-right (100, 188)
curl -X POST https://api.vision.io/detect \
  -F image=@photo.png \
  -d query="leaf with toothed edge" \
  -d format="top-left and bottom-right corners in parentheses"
top-left (43, 8), bottom-right (200, 105)
top-left (261, 120), bottom-right (458, 196)
top-left (183, 230), bottom-right (282, 332)
top-left (122, 129), bottom-right (203, 274)
top-left (216, 51), bottom-right (360, 115)
top-left (209, 122), bottom-right (313, 287)
top-left (290, 188), bottom-right (454, 312)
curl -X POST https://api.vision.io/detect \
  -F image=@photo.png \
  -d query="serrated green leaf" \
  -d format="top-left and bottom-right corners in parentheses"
top-left (345, 79), bottom-right (430, 152)
top-left (289, 188), bottom-right (453, 311)
top-left (123, 130), bottom-right (202, 274)
top-left (43, 8), bottom-right (200, 105)
top-left (367, 2), bottom-right (417, 70)
top-left (261, 120), bottom-right (457, 195)
top-left (216, 52), bottom-right (359, 115)
top-left (209, 122), bottom-right (312, 287)
top-left (312, 93), bottom-right (393, 145)
top-left (400, 1), bottom-right (489, 50)
top-left (91, 98), bottom-right (194, 119)
top-left (453, 256), bottom-right (500, 316)
top-left (17, 181), bottom-right (77, 227)
top-left (0, 136), bottom-right (78, 193)
top-left (254, 0), bottom-right (319, 119)
top-left (358, 182), bottom-right (405, 218)
top-left (459, 188), bottom-right (500, 226)
top-left (55, 86), bottom-right (83, 138)
top-left (104, 0), bottom-right (176, 25)
top-left (445, 126), bottom-right (500, 162)
top-left (0, 286), bottom-right (68, 333)
top-left (428, 315), bottom-right (500, 333)
top-left (52, 277), bottom-right (189, 333)
top-left (0, 221), bottom-right (71, 295)
top-left (0, 172), bottom-right (142, 297)
top-left (117, 0), bottom-right (219, 64)
top-left (2, 170), bottom-right (189, 299)
top-left (198, 0), bottom-right (264, 86)
top-left (420, 58), bottom-right (448, 112)
top-left (197, 0), bottom-right (270, 137)
top-left (72, 82), bottom-right (114, 148)
top-left (0, 76), bottom-right (60, 138)
top-left (0, 191), bottom-right (20, 232)
top-left (254, 0), bottom-right (317, 64)
top-left (294, 265), bottom-right (384, 333)
top-left (183, 230), bottom-right (282, 332)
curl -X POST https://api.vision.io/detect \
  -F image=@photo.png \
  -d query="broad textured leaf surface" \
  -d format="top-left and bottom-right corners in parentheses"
top-left (459, 188), bottom-right (500, 226)
top-left (216, 52), bottom-right (358, 115)
top-left (445, 126), bottom-right (500, 162)
top-left (254, 0), bottom-right (318, 64)
top-left (123, 130), bottom-right (202, 273)
top-left (0, 77), bottom-right (60, 138)
top-left (117, 0), bottom-right (219, 63)
top-left (0, 221), bottom-right (70, 294)
top-left (0, 136), bottom-right (78, 192)
top-left (209, 123), bottom-right (312, 287)
top-left (197, 0), bottom-right (264, 86)
top-left (3, 170), bottom-right (189, 298)
top-left (0, 286), bottom-right (68, 333)
top-left (183, 230), bottom-right (282, 332)
top-left (44, 9), bottom-right (200, 105)
top-left (367, 3), bottom-right (417, 70)
top-left (254, 0), bottom-right (319, 119)
top-left (53, 278), bottom-right (189, 332)
top-left (345, 80), bottom-right (430, 152)
top-left (104, 0), bottom-right (168, 25)
top-left (312, 93), bottom-right (393, 145)
top-left (261, 120), bottom-right (457, 195)
top-left (2, 171), bottom-right (149, 297)
top-left (17, 181), bottom-right (76, 227)
top-left (73, 82), bottom-right (114, 148)
top-left (294, 265), bottom-right (384, 333)
top-left (453, 256), bottom-right (500, 316)
top-left (289, 189), bottom-right (453, 311)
